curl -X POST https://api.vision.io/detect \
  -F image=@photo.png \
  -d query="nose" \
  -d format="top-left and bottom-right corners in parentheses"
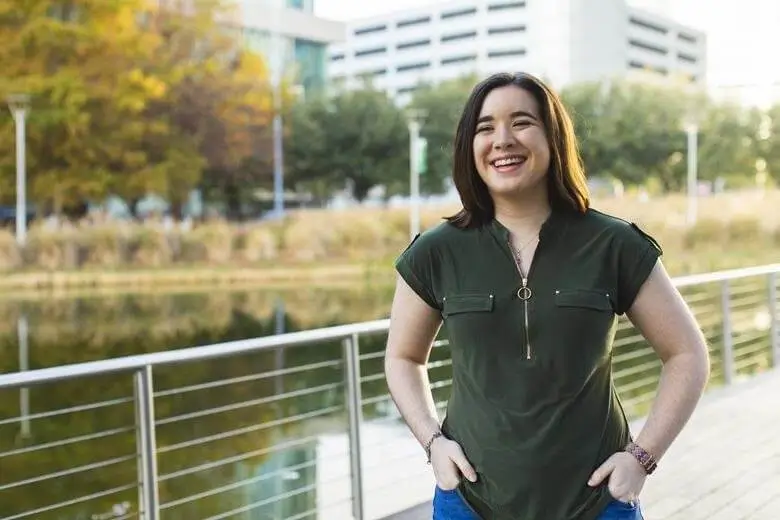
top-left (493, 123), bottom-right (516, 150)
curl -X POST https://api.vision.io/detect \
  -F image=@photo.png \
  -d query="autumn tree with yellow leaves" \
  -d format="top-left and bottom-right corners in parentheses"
top-left (0, 0), bottom-right (276, 218)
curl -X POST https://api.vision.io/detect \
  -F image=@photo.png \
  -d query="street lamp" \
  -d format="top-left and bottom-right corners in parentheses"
top-left (270, 0), bottom-right (285, 219)
top-left (7, 93), bottom-right (30, 245)
top-left (406, 109), bottom-right (427, 239)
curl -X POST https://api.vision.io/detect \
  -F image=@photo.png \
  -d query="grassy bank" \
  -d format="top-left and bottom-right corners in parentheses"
top-left (0, 190), bottom-right (778, 292)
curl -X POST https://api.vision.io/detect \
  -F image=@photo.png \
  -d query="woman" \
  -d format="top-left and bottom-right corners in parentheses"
top-left (384, 72), bottom-right (710, 520)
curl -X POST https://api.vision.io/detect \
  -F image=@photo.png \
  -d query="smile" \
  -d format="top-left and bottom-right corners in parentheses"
top-left (491, 155), bottom-right (527, 169)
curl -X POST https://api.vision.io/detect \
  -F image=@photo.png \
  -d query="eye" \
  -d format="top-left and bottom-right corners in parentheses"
top-left (476, 125), bottom-right (492, 133)
top-left (513, 119), bottom-right (532, 128)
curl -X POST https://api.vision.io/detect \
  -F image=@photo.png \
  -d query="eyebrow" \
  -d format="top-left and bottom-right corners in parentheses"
top-left (476, 110), bottom-right (538, 124)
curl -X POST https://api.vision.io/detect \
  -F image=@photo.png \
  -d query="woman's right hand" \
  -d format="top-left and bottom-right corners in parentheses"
top-left (429, 436), bottom-right (478, 490)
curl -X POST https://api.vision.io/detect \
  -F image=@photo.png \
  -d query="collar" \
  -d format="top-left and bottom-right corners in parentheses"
top-left (488, 206), bottom-right (572, 245)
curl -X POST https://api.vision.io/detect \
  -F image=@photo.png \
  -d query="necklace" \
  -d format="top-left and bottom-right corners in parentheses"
top-left (510, 233), bottom-right (538, 276)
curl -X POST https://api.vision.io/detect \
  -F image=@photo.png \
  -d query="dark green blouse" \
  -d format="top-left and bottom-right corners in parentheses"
top-left (395, 207), bottom-right (662, 520)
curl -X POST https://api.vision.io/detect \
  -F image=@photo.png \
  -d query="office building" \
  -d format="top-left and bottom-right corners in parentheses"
top-left (327, 0), bottom-right (707, 104)
top-left (237, 0), bottom-right (344, 93)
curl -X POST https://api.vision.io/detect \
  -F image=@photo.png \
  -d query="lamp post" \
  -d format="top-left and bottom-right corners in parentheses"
top-left (270, 0), bottom-right (285, 219)
top-left (7, 94), bottom-right (30, 245)
top-left (406, 109), bottom-right (427, 239)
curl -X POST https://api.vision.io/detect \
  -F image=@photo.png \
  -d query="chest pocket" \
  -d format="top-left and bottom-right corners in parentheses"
top-left (555, 289), bottom-right (612, 312)
top-left (442, 293), bottom-right (495, 317)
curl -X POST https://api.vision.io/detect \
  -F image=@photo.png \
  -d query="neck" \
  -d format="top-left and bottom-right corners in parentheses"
top-left (493, 192), bottom-right (552, 240)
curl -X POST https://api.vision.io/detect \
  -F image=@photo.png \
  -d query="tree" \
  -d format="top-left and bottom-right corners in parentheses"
top-left (408, 75), bottom-right (477, 195)
top-left (144, 1), bottom-right (277, 218)
top-left (285, 84), bottom-right (409, 202)
top-left (761, 103), bottom-right (780, 184)
top-left (0, 0), bottom-right (186, 214)
top-left (0, 0), bottom-right (277, 218)
top-left (562, 79), bottom-right (762, 192)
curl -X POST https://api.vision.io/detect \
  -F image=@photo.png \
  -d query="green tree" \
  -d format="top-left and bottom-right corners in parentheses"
top-left (408, 75), bottom-right (477, 195)
top-left (285, 84), bottom-right (409, 202)
top-left (761, 103), bottom-right (780, 183)
top-left (563, 79), bottom-right (762, 192)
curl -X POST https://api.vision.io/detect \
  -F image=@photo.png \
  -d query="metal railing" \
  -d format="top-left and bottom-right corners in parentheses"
top-left (0, 264), bottom-right (779, 520)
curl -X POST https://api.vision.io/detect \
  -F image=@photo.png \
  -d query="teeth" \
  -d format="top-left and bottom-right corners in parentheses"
top-left (493, 157), bottom-right (525, 167)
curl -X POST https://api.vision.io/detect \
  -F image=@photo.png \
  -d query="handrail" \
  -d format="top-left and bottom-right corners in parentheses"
top-left (672, 263), bottom-right (780, 287)
top-left (1, 262), bottom-right (779, 391)
top-left (0, 319), bottom-right (389, 390)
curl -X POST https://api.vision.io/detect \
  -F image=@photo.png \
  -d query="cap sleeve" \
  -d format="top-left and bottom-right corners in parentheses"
top-left (394, 232), bottom-right (441, 310)
top-left (615, 222), bottom-right (663, 315)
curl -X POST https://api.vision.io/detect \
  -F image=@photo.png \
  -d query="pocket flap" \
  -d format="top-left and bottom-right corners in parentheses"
top-left (555, 289), bottom-right (612, 312)
top-left (442, 294), bottom-right (494, 316)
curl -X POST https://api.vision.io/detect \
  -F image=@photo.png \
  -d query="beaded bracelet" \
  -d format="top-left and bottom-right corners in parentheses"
top-left (624, 441), bottom-right (658, 475)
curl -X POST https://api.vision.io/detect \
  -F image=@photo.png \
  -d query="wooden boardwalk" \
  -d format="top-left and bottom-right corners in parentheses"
top-left (385, 368), bottom-right (780, 520)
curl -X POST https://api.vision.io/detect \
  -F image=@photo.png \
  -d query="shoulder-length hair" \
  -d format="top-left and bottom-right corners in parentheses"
top-left (446, 72), bottom-right (590, 228)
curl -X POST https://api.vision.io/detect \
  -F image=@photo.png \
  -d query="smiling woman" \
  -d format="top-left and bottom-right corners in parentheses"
top-left (383, 72), bottom-right (711, 520)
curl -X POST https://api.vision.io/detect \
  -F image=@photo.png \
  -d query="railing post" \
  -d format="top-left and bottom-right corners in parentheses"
top-left (721, 281), bottom-right (734, 385)
top-left (343, 334), bottom-right (365, 520)
top-left (134, 365), bottom-right (160, 520)
top-left (770, 273), bottom-right (779, 368)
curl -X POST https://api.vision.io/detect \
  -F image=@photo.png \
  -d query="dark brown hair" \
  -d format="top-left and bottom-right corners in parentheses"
top-left (446, 72), bottom-right (590, 228)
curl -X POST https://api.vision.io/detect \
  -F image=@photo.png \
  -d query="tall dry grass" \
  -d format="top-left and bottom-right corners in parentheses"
top-left (0, 190), bottom-right (777, 277)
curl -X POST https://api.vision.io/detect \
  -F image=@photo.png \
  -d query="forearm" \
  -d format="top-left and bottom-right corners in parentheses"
top-left (385, 356), bottom-right (441, 447)
top-left (635, 349), bottom-right (710, 460)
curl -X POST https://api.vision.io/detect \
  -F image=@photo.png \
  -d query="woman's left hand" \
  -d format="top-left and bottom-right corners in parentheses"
top-left (587, 452), bottom-right (647, 504)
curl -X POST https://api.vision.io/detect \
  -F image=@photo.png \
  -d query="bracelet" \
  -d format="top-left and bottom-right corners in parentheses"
top-left (624, 441), bottom-right (658, 475)
top-left (423, 431), bottom-right (444, 464)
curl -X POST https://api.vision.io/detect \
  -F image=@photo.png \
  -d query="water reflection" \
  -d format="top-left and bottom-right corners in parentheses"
top-left (0, 285), bottom-right (395, 520)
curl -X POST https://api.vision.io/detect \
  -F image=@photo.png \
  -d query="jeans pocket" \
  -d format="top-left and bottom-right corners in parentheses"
top-left (599, 498), bottom-right (643, 520)
top-left (432, 485), bottom-right (480, 520)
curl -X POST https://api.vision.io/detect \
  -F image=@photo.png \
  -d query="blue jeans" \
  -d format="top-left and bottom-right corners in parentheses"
top-left (431, 485), bottom-right (644, 519)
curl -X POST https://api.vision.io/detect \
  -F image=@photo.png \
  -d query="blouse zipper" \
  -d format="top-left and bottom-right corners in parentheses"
top-left (509, 240), bottom-right (534, 360)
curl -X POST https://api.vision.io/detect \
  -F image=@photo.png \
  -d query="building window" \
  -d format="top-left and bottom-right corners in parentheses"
top-left (488, 48), bottom-right (526, 58)
top-left (628, 61), bottom-right (668, 75)
top-left (355, 47), bottom-right (387, 57)
top-left (441, 7), bottom-right (477, 20)
top-left (628, 39), bottom-right (667, 55)
top-left (397, 61), bottom-right (431, 72)
top-left (294, 38), bottom-right (327, 93)
top-left (441, 31), bottom-right (478, 43)
top-left (442, 54), bottom-right (477, 65)
top-left (488, 25), bottom-right (526, 35)
top-left (488, 1), bottom-right (526, 11)
top-left (397, 16), bottom-right (431, 28)
top-left (628, 16), bottom-right (668, 35)
top-left (355, 24), bottom-right (387, 36)
top-left (397, 39), bottom-right (431, 50)
top-left (678, 32), bottom-right (697, 44)
top-left (677, 52), bottom-right (697, 64)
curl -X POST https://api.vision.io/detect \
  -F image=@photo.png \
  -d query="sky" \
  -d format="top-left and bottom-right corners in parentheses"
top-left (313, 0), bottom-right (780, 94)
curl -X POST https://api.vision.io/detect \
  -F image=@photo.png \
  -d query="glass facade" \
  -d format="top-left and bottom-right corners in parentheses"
top-left (243, 28), bottom-right (327, 94)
